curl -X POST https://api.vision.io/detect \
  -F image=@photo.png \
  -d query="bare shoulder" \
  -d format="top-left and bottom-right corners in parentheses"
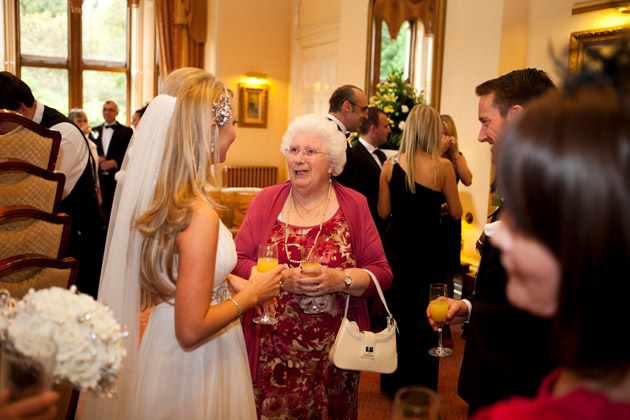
top-left (187, 199), bottom-right (220, 232)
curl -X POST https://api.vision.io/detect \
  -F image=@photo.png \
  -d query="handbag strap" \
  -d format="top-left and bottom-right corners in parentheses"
top-left (342, 270), bottom-right (396, 323)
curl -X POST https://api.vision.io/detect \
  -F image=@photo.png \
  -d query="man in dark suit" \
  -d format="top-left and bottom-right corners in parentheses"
top-left (347, 107), bottom-right (390, 237)
top-left (327, 85), bottom-right (368, 186)
top-left (92, 100), bottom-right (133, 222)
top-left (428, 69), bottom-right (557, 415)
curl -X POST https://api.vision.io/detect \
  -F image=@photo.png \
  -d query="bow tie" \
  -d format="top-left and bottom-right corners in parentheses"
top-left (104, 124), bottom-right (115, 129)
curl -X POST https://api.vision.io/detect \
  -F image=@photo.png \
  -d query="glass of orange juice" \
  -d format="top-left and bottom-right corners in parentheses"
top-left (428, 283), bottom-right (452, 357)
top-left (253, 243), bottom-right (279, 325)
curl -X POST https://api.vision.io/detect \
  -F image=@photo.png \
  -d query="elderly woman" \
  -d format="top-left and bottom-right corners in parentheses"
top-left (68, 108), bottom-right (102, 204)
top-left (234, 113), bottom-right (392, 419)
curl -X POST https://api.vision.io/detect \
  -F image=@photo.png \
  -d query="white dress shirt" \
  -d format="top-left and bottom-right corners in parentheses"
top-left (33, 100), bottom-right (89, 198)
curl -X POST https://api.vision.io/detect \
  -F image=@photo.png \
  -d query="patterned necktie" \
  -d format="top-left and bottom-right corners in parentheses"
top-left (374, 149), bottom-right (386, 165)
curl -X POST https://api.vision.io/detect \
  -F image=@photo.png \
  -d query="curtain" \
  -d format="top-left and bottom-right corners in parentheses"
top-left (374, 0), bottom-right (438, 40)
top-left (155, 0), bottom-right (206, 80)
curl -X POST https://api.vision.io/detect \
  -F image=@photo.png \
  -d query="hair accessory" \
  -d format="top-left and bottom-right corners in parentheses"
top-left (213, 91), bottom-right (232, 127)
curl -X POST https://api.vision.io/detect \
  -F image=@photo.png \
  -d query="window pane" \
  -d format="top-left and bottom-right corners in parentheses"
top-left (82, 0), bottom-right (127, 63)
top-left (380, 21), bottom-right (409, 81)
top-left (19, 0), bottom-right (67, 58)
top-left (21, 66), bottom-right (69, 114)
top-left (83, 71), bottom-right (127, 127)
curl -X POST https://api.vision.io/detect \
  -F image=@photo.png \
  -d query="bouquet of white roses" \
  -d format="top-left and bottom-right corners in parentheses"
top-left (0, 286), bottom-right (127, 397)
top-left (368, 69), bottom-right (424, 149)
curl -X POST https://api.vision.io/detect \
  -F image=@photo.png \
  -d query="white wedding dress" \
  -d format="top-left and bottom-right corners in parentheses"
top-left (129, 221), bottom-right (257, 420)
top-left (82, 95), bottom-right (257, 420)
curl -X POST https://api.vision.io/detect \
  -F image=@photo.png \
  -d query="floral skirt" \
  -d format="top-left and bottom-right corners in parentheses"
top-left (253, 291), bottom-right (360, 420)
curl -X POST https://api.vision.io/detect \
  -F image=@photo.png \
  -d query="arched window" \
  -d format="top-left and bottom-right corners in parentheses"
top-left (366, 0), bottom-right (446, 109)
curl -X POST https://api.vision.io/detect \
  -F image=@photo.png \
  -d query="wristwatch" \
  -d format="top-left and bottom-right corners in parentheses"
top-left (343, 271), bottom-right (352, 290)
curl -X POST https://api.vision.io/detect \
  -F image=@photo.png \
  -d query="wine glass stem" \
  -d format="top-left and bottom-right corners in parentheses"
top-left (437, 327), bottom-right (443, 348)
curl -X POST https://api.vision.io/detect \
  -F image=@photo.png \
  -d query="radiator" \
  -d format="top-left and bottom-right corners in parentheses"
top-left (222, 165), bottom-right (278, 188)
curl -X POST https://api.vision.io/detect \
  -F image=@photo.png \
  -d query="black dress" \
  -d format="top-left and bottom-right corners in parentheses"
top-left (380, 162), bottom-right (443, 395)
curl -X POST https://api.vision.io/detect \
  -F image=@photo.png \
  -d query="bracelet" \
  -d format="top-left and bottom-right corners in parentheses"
top-left (228, 298), bottom-right (242, 316)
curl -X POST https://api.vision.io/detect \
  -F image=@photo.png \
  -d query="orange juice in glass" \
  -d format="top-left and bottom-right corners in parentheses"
top-left (253, 244), bottom-right (279, 325)
top-left (428, 283), bottom-right (452, 357)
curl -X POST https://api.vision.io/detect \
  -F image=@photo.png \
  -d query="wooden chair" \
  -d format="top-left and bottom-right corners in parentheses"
top-left (0, 253), bottom-right (80, 420)
top-left (0, 158), bottom-right (65, 213)
top-left (0, 206), bottom-right (72, 261)
top-left (0, 110), bottom-right (61, 171)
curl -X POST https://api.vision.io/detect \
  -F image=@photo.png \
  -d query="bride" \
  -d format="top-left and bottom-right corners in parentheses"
top-left (84, 68), bottom-right (282, 420)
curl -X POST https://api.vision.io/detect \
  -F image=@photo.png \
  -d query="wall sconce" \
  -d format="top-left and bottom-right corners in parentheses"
top-left (572, 0), bottom-right (630, 14)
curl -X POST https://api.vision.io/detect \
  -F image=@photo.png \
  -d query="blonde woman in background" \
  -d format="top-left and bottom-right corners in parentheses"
top-left (378, 104), bottom-right (462, 395)
top-left (84, 68), bottom-right (282, 420)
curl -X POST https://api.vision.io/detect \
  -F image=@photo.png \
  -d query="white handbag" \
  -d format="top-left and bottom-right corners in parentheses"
top-left (328, 272), bottom-right (398, 373)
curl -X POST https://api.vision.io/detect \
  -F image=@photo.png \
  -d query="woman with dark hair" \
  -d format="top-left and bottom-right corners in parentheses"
top-left (472, 75), bottom-right (630, 418)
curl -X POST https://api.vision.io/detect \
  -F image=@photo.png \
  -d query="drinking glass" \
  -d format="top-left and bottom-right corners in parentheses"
top-left (0, 343), bottom-right (56, 404)
top-left (428, 283), bottom-right (452, 357)
top-left (392, 386), bottom-right (439, 419)
top-left (253, 243), bottom-right (279, 325)
top-left (300, 247), bottom-right (326, 315)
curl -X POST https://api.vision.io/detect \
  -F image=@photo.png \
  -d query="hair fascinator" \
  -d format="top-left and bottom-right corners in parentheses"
top-left (213, 91), bottom-right (232, 127)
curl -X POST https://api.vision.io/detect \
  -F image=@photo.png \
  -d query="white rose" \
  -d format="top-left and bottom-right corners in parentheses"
top-left (399, 121), bottom-right (406, 130)
top-left (401, 105), bottom-right (409, 113)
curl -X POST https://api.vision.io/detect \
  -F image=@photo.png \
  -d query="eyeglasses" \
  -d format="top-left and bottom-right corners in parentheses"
top-left (285, 146), bottom-right (329, 158)
top-left (349, 101), bottom-right (368, 112)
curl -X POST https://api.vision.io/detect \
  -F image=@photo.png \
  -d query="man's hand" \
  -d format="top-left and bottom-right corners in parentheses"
top-left (426, 298), bottom-right (470, 331)
top-left (99, 159), bottom-right (117, 171)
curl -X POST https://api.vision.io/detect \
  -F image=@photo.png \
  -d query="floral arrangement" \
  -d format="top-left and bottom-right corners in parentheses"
top-left (368, 69), bottom-right (424, 149)
top-left (0, 286), bottom-right (127, 397)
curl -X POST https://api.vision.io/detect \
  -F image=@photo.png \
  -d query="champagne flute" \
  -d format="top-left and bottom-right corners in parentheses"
top-left (253, 244), bottom-right (279, 325)
top-left (428, 283), bottom-right (452, 357)
top-left (392, 386), bottom-right (439, 419)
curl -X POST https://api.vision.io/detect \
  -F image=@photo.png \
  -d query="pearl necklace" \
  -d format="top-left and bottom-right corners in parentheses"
top-left (284, 179), bottom-right (332, 265)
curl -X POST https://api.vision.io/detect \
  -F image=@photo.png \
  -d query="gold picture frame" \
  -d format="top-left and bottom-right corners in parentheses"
top-left (238, 83), bottom-right (269, 128)
top-left (569, 25), bottom-right (630, 74)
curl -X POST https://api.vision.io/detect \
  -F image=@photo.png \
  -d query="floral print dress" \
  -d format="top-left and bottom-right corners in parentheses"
top-left (253, 208), bottom-right (360, 420)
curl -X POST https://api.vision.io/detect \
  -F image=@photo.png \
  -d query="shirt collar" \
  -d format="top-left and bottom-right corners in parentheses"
top-left (326, 114), bottom-right (346, 134)
top-left (358, 137), bottom-right (377, 153)
top-left (33, 100), bottom-right (44, 124)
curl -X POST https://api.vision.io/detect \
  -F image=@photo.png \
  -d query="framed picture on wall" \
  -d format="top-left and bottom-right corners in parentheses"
top-left (238, 83), bottom-right (269, 128)
top-left (569, 25), bottom-right (630, 74)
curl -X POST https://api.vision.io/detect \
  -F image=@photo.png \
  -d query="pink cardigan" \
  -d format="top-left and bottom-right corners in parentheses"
top-left (233, 180), bottom-right (393, 379)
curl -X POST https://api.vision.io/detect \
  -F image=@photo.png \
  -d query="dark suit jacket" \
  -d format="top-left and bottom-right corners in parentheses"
top-left (92, 121), bottom-right (133, 220)
top-left (458, 208), bottom-right (555, 413)
top-left (345, 141), bottom-right (388, 236)
top-left (92, 122), bottom-right (133, 169)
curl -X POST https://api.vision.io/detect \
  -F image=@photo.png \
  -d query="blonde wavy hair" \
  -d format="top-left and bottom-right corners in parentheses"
top-left (135, 68), bottom-right (229, 307)
top-left (440, 114), bottom-right (458, 139)
top-left (398, 104), bottom-right (442, 193)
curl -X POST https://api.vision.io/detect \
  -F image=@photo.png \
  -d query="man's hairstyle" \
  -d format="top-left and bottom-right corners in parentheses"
top-left (359, 107), bottom-right (386, 135)
top-left (0, 71), bottom-right (35, 110)
top-left (475, 68), bottom-right (555, 117)
top-left (135, 104), bottom-right (148, 118)
top-left (103, 100), bottom-right (118, 111)
top-left (328, 85), bottom-right (362, 113)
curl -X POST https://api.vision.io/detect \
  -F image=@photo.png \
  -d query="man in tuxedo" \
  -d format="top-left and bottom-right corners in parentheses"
top-left (347, 107), bottom-right (390, 237)
top-left (429, 69), bottom-right (556, 415)
top-left (92, 100), bottom-right (133, 222)
top-left (327, 85), bottom-right (368, 186)
top-left (0, 71), bottom-right (107, 299)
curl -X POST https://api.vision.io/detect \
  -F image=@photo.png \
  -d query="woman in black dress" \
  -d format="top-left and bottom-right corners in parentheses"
top-left (378, 104), bottom-right (462, 395)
